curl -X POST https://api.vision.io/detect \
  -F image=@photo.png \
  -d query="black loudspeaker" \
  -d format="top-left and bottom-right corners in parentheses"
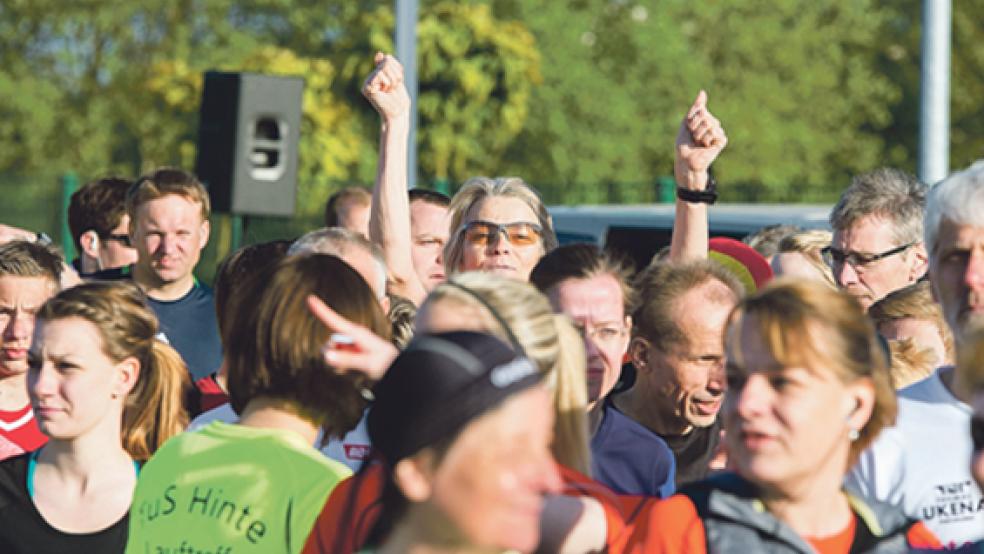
top-left (195, 71), bottom-right (304, 216)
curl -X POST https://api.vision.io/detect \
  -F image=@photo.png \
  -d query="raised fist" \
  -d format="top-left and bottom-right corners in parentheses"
top-left (362, 52), bottom-right (411, 123)
top-left (675, 90), bottom-right (727, 191)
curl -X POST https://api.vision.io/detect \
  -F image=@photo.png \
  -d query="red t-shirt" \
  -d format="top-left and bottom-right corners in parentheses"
top-left (0, 405), bottom-right (47, 462)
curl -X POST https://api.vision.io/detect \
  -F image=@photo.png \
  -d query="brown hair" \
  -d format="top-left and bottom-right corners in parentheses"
top-left (530, 243), bottom-right (637, 315)
top-left (213, 240), bottom-right (292, 342)
top-left (869, 281), bottom-right (955, 364)
top-left (727, 279), bottom-right (897, 463)
top-left (0, 241), bottom-right (63, 288)
top-left (224, 254), bottom-right (391, 437)
top-left (632, 260), bottom-right (743, 352)
top-left (37, 281), bottom-right (189, 461)
top-left (126, 167), bottom-right (211, 223)
top-left (68, 177), bottom-right (132, 251)
top-left (324, 186), bottom-right (372, 228)
top-left (444, 177), bottom-right (557, 275)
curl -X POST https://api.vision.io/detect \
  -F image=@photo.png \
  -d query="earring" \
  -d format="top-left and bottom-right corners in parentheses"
top-left (847, 427), bottom-right (860, 441)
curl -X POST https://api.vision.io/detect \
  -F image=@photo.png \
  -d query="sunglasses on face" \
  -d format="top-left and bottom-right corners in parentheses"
top-left (103, 233), bottom-right (132, 247)
top-left (460, 220), bottom-right (543, 247)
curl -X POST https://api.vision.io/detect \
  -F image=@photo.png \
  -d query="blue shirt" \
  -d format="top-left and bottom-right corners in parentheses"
top-left (590, 398), bottom-right (676, 498)
top-left (148, 282), bottom-right (223, 381)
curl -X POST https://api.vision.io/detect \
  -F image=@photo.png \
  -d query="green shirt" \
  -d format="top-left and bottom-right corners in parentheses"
top-left (125, 421), bottom-right (351, 554)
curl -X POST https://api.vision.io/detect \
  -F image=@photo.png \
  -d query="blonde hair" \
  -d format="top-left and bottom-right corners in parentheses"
top-left (444, 177), bottom-right (557, 275)
top-left (869, 281), bottom-right (955, 365)
top-left (727, 279), bottom-right (896, 464)
top-left (887, 338), bottom-right (937, 389)
top-left (776, 229), bottom-right (836, 288)
top-left (423, 272), bottom-right (590, 475)
top-left (126, 167), bottom-right (211, 223)
top-left (37, 281), bottom-right (189, 461)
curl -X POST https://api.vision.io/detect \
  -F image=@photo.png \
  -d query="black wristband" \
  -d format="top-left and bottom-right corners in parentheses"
top-left (676, 174), bottom-right (718, 205)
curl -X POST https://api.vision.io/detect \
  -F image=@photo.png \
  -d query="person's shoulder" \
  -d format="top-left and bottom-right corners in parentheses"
top-left (0, 453), bottom-right (30, 507)
top-left (897, 367), bottom-right (953, 403)
top-left (600, 401), bottom-right (672, 451)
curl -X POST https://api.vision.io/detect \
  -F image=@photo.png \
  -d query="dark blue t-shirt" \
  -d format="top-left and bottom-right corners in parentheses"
top-left (148, 282), bottom-right (223, 381)
top-left (590, 398), bottom-right (676, 498)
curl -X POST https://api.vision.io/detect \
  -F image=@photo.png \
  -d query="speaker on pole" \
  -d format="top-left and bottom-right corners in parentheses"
top-left (195, 71), bottom-right (304, 217)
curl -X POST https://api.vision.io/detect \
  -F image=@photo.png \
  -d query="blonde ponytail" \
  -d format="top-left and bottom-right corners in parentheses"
top-left (122, 339), bottom-right (190, 461)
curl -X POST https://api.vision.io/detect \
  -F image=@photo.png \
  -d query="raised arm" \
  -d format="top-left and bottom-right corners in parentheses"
top-left (668, 90), bottom-right (728, 263)
top-left (363, 52), bottom-right (428, 305)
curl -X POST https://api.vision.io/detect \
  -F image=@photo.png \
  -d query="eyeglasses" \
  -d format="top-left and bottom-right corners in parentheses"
top-left (103, 233), bottom-right (132, 247)
top-left (821, 242), bottom-right (916, 271)
top-left (460, 220), bottom-right (543, 247)
top-left (571, 322), bottom-right (627, 347)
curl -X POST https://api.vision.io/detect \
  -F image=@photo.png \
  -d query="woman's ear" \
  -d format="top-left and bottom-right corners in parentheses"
top-left (393, 450), bottom-right (439, 502)
top-left (113, 356), bottom-right (141, 399)
top-left (845, 378), bottom-right (876, 434)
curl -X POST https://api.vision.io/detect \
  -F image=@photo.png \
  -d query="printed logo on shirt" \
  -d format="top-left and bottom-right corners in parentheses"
top-left (490, 358), bottom-right (536, 388)
top-left (919, 480), bottom-right (984, 527)
top-left (343, 444), bottom-right (371, 461)
top-left (135, 483), bottom-right (269, 552)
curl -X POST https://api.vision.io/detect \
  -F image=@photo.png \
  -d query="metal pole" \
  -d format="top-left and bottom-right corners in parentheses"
top-left (918, 0), bottom-right (951, 185)
top-left (396, 0), bottom-right (419, 190)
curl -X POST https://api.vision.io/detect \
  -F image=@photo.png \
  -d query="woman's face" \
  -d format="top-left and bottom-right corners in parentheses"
top-left (426, 386), bottom-right (561, 551)
top-left (458, 196), bottom-right (545, 281)
top-left (27, 317), bottom-right (132, 442)
top-left (723, 315), bottom-right (870, 491)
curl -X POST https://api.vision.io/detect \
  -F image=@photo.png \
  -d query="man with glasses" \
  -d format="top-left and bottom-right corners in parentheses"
top-left (531, 243), bottom-right (677, 498)
top-left (67, 177), bottom-right (137, 278)
top-left (848, 161), bottom-right (984, 546)
top-left (827, 168), bottom-right (928, 311)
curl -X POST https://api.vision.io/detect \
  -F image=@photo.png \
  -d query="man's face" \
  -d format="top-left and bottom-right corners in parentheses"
top-left (131, 195), bottom-right (209, 287)
top-left (98, 214), bottom-right (137, 270)
top-left (830, 214), bottom-right (926, 311)
top-left (338, 202), bottom-right (371, 239)
top-left (0, 276), bottom-right (55, 377)
top-left (633, 281), bottom-right (736, 434)
top-left (410, 200), bottom-right (449, 291)
top-left (929, 219), bottom-right (984, 340)
top-left (547, 274), bottom-right (630, 408)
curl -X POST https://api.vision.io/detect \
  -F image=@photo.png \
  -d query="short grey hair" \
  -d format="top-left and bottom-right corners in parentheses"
top-left (925, 159), bottom-right (984, 262)
top-left (444, 176), bottom-right (558, 275)
top-left (289, 227), bottom-right (387, 299)
top-left (830, 168), bottom-right (928, 245)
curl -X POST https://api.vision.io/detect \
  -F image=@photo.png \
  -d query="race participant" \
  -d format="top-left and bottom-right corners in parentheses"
top-left (621, 279), bottom-right (940, 552)
top-left (358, 331), bottom-right (562, 553)
top-left (324, 186), bottom-right (372, 238)
top-left (67, 177), bottom-right (137, 278)
top-left (0, 241), bottom-right (62, 461)
top-left (826, 168), bottom-right (928, 311)
top-left (126, 168), bottom-right (222, 381)
top-left (362, 53), bottom-right (450, 305)
top-left (615, 260), bottom-right (742, 488)
top-left (125, 254), bottom-right (390, 554)
top-left (531, 243), bottom-right (677, 498)
top-left (848, 160), bottom-right (984, 546)
top-left (0, 281), bottom-right (187, 552)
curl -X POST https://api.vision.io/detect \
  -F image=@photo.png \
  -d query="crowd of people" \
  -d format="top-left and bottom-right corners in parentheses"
top-left (0, 51), bottom-right (981, 553)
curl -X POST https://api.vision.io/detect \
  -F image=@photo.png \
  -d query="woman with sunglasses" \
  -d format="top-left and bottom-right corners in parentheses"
top-left (618, 279), bottom-right (940, 553)
top-left (442, 178), bottom-right (558, 282)
top-left (0, 281), bottom-right (188, 553)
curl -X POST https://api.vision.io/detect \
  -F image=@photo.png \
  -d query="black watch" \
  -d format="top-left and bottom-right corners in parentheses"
top-left (676, 173), bottom-right (717, 205)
